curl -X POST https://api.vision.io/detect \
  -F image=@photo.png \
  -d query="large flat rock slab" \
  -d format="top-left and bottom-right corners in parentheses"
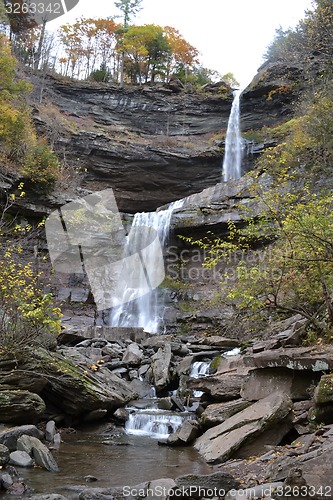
top-left (195, 391), bottom-right (292, 463)
top-left (242, 347), bottom-right (333, 371)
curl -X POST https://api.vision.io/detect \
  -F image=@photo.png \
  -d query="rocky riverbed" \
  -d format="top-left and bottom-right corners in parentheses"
top-left (1, 314), bottom-right (333, 499)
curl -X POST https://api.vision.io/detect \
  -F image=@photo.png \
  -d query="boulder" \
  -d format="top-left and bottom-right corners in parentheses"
top-left (0, 390), bottom-right (46, 424)
top-left (165, 420), bottom-right (200, 446)
top-left (122, 343), bottom-right (143, 365)
top-left (0, 425), bottom-right (43, 451)
top-left (9, 450), bottom-right (33, 467)
top-left (38, 349), bottom-right (135, 416)
top-left (195, 392), bottom-right (292, 463)
top-left (151, 344), bottom-right (172, 391)
top-left (0, 472), bottom-right (13, 490)
top-left (0, 349), bottom-right (135, 416)
top-left (175, 471), bottom-right (240, 498)
top-left (79, 478), bottom-right (177, 500)
top-left (242, 346), bottom-right (333, 371)
top-left (16, 435), bottom-right (59, 472)
top-left (0, 444), bottom-right (10, 466)
top-left (45, 420), bottom-right (57, 442)
top-left (187, 374), bottom-right (244, 401)
top-left (200, 399), bottom-right (252, 428)
top-left (314, 373), bottom-right (333, 404)
top-left (241, 368), bottom-right (321, 401)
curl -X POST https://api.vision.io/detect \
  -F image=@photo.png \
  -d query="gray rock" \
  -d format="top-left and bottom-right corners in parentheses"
top-left (175, 471), bottom-right (240, 498)
top-left (0, 390), bottom-right (46, 424)
top-left (242, 347), bottom-right (333, 372)
top-left (0, 425), bottom-right (43, 451)
top-left (195, 391), bottom-right (292, 463)
top-left (0, 472), bottom-right (13, 490)
top-left (225, 482), bottom-right (283, 499)
top-left (241, 368), bottom-right (321, 401)
top-left (16, 435), bottom-right (59, 472)
top-left (200, 399), bottom-right (252, 428)
top-left (28, 496), bottom-right (69, 500)
top-left (314, 373), bottom-right (333, 404)
top-left (45, 420), bottom-right (57, 442)
top-left (0, 443), bottom-right (10, 466)
top-left (122, 343), bottom-right (143, 365)
top-left (175, 420), bottom-right (200, 444)
top-left (9, 450), bottom-right (33, 467)
top-left (152, 344), bottom-right (172, 390)
top-left (187, 374), bottom-right (244, 401)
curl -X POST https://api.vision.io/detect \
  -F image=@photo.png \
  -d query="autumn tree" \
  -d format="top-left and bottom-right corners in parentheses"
top-left (164, 26), bottom-right (199, 81)
top-left (123, 24), bottom-right (170, 83)
top-left (115, 0), bottom-right (143, 87)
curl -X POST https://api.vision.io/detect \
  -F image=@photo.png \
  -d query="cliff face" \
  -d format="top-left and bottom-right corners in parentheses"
top-left (25, 67), bottom-right (297, 213)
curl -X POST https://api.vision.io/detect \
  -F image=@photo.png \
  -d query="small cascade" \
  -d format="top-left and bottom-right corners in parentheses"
top-left (109, 199), bottom-right (183, 333)
top-left (125, 408), bottom-right (195, 440)
top-left (189, 361), bottom-right (210, 379)
top-left (222, 89), bottom-right (243, 182)
top-left (190, 361), bottom-right (210, 398)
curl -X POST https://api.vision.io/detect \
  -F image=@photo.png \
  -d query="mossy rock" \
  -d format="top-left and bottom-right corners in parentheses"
top-left (314, 373), bottom-right (333, 404)
top-left (0, 390), bottom-right (46, 424)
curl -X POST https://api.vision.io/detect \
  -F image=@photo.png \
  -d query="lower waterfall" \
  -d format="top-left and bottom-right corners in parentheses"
top-left (125, 408), bottom-right (195, 440)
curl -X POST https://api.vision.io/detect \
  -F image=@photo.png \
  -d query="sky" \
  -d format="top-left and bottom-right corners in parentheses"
top-left (48, 0), bottom-right (314, 88)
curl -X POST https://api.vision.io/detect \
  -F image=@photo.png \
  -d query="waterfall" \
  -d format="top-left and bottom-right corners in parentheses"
top-left (125, 408), bottom-right (195, 439)
top-left (222, 89), bottom-right (243, 182)
top-left (189, 361), bottom-right (210, 379)
top-left (109, 199), bottom-right (183, 333)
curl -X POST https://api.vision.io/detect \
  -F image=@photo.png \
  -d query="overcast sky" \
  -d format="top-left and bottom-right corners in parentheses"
top-left (49, 0), bottom-right (314, 87)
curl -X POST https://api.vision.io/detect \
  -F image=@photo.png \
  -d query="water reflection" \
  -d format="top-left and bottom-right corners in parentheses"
top-left (20, 422), bottom-right (211, 498)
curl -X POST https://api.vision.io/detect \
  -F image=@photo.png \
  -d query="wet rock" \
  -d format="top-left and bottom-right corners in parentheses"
top-left (113, 407), bottom-right (129, 423)
top-left (0, 390), bottom-right (46, 424)
top-left (45, 420), bottom-right (57, 442)
top-left (195, 392), bottom-right (292, 463)
top-left (84, 475), bottom-right (98, 482)
top-left (175, 420), bottom-right (200, 444)
top-left (200, 399), bottom-right (252, 428)
top-left (0, 444), bottom-right (10, 466)
top-left (157, 397), bottom-right (173, 411)
top-left (0, 425), bottom-right (43, 451)
top-left (5, 480), bottom-right (26, 495)
top-left (152, 344), bottom-right (172, 391)
top-left (0, 472), bottom-right (13, 490)
top-left (9, 450), bottom-right (33, 467)
top-left (16, 435), bottom-right (59, 472)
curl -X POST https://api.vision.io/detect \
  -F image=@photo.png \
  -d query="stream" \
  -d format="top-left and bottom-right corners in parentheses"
top-left (19, 422), bottom-right (212, 498)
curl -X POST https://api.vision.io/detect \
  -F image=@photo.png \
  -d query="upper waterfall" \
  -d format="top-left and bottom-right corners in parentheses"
top-left (222, 89), bottom-right (243, 182)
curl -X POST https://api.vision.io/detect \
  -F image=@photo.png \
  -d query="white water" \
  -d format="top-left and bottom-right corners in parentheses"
top-left (190, 361), bottom-right (210, 398)
top-left (189, 361), bottom-right (210, 379)
top-left (125, 408), bottom-right (195, 440)
top-left (109, 199), bottom-right (183, 333)
top-left (222, 89), bottom-right (243, 182)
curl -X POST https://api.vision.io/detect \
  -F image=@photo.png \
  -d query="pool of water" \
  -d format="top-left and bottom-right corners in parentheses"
top-left (20, 422), bottom-right (212, 498)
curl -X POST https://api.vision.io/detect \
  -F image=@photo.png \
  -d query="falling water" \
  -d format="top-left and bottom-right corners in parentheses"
top-left (109, 199), bottom-right (183, 333)
top-left (189, 361), bottom-right (210, 378)
top-left (222, 89), bottom-right (243, 182)
top-left (125, 408), bottom-right (195, 440)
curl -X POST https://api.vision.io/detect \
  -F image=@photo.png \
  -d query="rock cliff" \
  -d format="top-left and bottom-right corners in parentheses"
top-left (22, 66), bottom-right (297, 214)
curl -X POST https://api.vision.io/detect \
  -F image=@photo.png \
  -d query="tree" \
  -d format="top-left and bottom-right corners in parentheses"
top-left (123, 24), bottom-right (170, 83)
top-left (164, 26), bottom-right (199, 80)
top-left (114, 0), bottom-right (143, 87)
